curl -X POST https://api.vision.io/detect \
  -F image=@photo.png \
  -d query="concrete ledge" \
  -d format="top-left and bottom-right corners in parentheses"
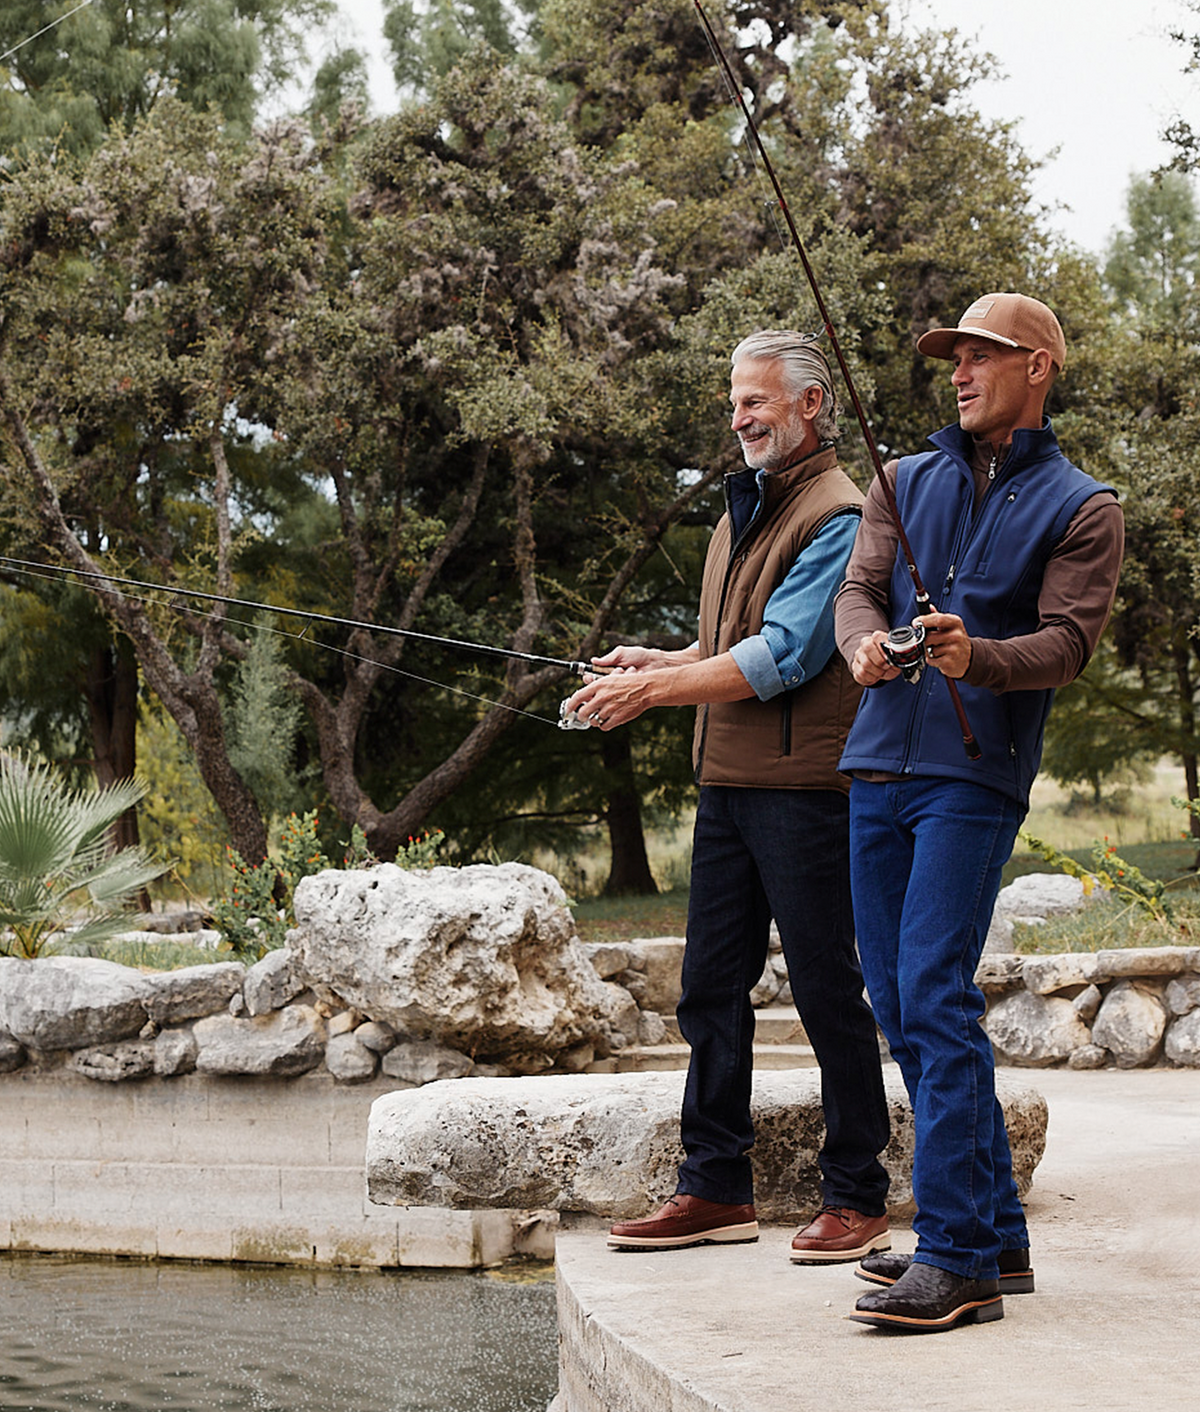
top-left (550, 1068), bottom-right (1200, 1412)
top-left (0, 1071), bottom-right (554, 1268)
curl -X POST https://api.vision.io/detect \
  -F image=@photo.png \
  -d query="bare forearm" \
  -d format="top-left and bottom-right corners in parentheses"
top-left (561, 650), bottom-right (752, 730)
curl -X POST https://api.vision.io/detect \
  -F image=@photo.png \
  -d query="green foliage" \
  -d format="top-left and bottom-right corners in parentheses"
top-left (0, 0), bottom-right (336, 155)
top-left (137, 705), bottom-right (230, 898)
top-left (1087, 170), bottom-right (1200, 834)
top-left (84, 936), bottom-right (221, 970)
top-left (1017, 829), bottom-right (1184, 928)
top-left (395, 828), bottom-right (446, 868)
top-left (0, 752), bottom-right (169, 958)
top-left (385, 0), bottom-right (531, 93)
top-left (0, 0), bottom-right (1095, 888)
top-left (210, 809), bottom-right (331, 959)
top-left (225, 622), bottom-right (305, 821)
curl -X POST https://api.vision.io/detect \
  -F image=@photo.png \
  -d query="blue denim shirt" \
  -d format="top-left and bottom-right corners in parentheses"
top-left (726, 510), bottom-right (861, 702)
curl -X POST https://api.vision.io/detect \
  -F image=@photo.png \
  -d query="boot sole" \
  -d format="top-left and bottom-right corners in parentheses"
top-left (790, 1232), bottom-right (891, 1265)
top-left (848, 1295), bottom-right (1004, 1332)
top-left (855, 1265), bottom-right (1035, 1294)
top-left (607, 1222), bottom-right (759, 1250)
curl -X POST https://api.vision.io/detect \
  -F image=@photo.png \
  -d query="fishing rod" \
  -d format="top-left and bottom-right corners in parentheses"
top-left (0, 554), bottom-right (599, 679)
top-left (692, 0), bottom-right (981, 761)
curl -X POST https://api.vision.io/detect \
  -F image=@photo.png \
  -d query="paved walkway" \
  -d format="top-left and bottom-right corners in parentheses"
top-left (553, 1067), bottom-right (1200, 1412)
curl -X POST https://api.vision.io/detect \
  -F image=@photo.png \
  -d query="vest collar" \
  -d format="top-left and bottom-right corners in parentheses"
top-left (928, 417), bottom-right (1060, 476)
top-left (724, 443), bottom-right (840, 548)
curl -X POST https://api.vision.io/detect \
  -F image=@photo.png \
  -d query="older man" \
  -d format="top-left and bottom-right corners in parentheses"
top-left (565, 331), bottom-right (891, 1262)
top-left (836, 293), bottom-right (1124, 1331)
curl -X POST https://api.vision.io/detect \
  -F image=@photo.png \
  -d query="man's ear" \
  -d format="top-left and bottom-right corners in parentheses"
top-left (1028, 349), bottom-right (1055, 387)
top-left (801, 383), bottom-right (824, 418)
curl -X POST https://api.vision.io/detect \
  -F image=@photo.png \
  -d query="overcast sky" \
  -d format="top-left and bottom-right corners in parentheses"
top-left (328, 0), bottom-right (1200, 256)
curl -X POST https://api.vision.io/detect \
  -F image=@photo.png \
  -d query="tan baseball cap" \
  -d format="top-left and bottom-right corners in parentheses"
top-left (916, 293), bottom-right (1066, 371)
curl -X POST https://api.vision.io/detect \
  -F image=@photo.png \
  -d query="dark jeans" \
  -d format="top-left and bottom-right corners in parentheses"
top-left (849, 777), bottom-right (1030, 1280)
top-left (676, 785), bottom-right (890, 1211)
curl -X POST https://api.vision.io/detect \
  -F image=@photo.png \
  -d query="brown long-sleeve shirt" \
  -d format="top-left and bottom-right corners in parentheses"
top-left (834, 439), bottom-right (1125, 693)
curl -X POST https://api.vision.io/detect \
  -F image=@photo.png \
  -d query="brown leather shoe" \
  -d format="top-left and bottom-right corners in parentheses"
top-left (789, 1205), bottom-right (890, 1264)
top-left (608, 1194), bottom-right (759, 1250)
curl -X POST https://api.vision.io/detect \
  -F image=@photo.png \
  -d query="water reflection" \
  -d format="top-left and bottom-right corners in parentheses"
top-left (0, 1255), bottom-right (558, 1412)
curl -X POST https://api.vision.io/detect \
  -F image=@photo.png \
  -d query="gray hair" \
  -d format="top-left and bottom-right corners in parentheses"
top-left (730, 330), bottom-right (841, 442)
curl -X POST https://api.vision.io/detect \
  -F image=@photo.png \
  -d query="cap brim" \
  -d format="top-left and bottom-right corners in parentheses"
top-left (916, 326), bottom-right (1020, 360)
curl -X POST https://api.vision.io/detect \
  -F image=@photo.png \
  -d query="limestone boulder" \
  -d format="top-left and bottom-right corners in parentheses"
top-left (975, 953), bottom-right (1025, 994)
top-left (0, 956), bottom-right (148, 1050)
top-left (365, 1069), bottom-right (1047, 1221)
top-left (288, 863), bottom-right (632, 1070)
top-left (1067, 1043), bottom-right (1108, 1070)
top-left (1165, 1010), bottom-right (1200, 1066)
top-left (1092, 980), bottom-right (1168, 1068)
top-left (1073, 984), bottom-right (1104, 1021)
top-left (154, 1028), bottom-right (198, 1077)
top-left (1166, 976), bottom-right (1200, 1016)
top-left (325, 1031), bottom-right (379, 1083)
top-left (1021, 953), bottom-right (1101, 996)
top-left (355, 1020), bottom-right (396, 1054)
top-left (193, 1004), bottom-right (326, 1076)
top-left (381, 1038), bottom-right (474, 1086)
top-left (994, 873), bottom-right (1103, 921)
top-left (243, 948), bottom-right (307, 1017)
top-left (142, 962), bottom-right (246, 1025)
top-left (982, 912), bottom-right (1015, 955)
top-left (1094, 946), bottom-right (1200, 980)
top-left (619, 938), bottom-right (685, 1014)
top-left (582, 943), bottom-right (630, 981)
top-left (984, 990), bottom-right (1091, 1067)
top-left (69, 1040), bottom-right (156, 1082)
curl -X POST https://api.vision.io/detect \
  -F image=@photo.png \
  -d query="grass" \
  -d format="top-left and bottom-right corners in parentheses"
top-left (570, 888), bottom-right (691, 945)
top-left (52, 936), bottom-right (226, 970)
top-left (1010, 898), bottom-right (1200, 954)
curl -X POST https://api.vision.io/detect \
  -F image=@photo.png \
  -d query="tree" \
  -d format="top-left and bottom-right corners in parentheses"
top-left (0, 67), bottom-right (720, 868)
top-left (0, 100), bottom-right (335, 863)
top-left (0, 0), bottom-right (336, 155)
top-left (1085, 171), bottom-right (1200, 839)
top-left (1039, 640), bottom-right (1159, 805)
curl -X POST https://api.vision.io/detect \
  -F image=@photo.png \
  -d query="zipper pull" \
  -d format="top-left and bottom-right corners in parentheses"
top-left (944, 564), bottom-right (956, 594)
top-left (988, 452), bottom-right (998, 480)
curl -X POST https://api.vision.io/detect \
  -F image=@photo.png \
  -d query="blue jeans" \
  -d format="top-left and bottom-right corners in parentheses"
top-left (849, 777), bottom-right (1030, 1280)
top-left (676, 786), bottom-right (890, 1212)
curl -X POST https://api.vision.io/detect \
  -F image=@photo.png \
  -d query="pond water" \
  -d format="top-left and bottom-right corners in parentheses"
top-left (0, 1256), bottom-right (559, 1412)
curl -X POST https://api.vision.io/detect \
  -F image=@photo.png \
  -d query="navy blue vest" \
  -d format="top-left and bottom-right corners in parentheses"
top-left (839, 420), bottom-right (1114, 806)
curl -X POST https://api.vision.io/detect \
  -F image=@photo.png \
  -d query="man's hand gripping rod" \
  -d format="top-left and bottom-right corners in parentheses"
top-left (692, 0), bottom-right (980, 760)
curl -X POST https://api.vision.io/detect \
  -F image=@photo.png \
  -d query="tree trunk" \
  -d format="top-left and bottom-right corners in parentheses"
top-left (83, 636), bottom-right (151, 908)
top-left (600, 729), bottom-right (658, 897)
top-left (1174, 641), bottom-right (1200, 840)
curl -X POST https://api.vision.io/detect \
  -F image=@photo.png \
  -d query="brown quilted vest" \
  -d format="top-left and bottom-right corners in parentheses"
top-left (693, 444), bottom-right (864, 791)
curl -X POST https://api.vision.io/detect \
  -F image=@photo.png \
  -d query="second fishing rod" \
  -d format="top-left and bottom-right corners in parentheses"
top-left (692, 0), bottom-right (981, 761)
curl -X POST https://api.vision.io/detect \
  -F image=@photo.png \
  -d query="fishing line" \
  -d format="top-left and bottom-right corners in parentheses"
top-left (0, 554), bottom-right (596, 675)
top-left (0, 557), bottom-right (563, 728)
